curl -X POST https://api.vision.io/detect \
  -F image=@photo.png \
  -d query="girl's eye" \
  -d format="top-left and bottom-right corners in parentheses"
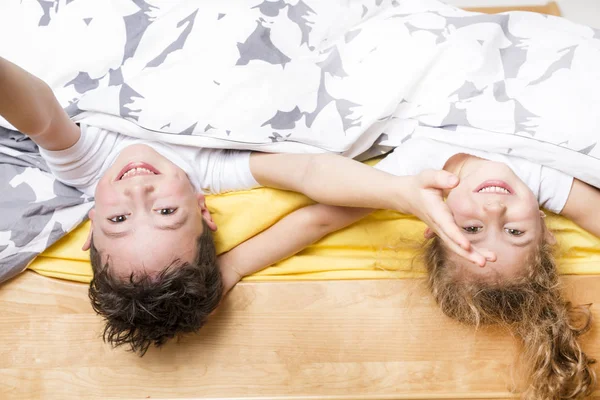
top-left (158, 208), bottom-right (177, 216)
top-left (463, 226), bottom-right (482, 234)
top-left (505, 228), bottom-right (524, 236)
top-left (108, 215), bottom-right (128, 223)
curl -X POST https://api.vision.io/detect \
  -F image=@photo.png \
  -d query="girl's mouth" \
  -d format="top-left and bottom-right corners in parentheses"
top-left (474, 180), bottom-right (514, 195)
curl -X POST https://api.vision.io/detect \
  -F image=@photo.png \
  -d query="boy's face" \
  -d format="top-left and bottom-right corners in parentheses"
top-left (85, 144), bottom-right (217, 277)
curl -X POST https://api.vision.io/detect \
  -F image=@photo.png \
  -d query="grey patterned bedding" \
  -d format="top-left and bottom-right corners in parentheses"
top-left (1, 0), bottom-right (599, 283)
top-left (0, 127), bottom-right (91, 281)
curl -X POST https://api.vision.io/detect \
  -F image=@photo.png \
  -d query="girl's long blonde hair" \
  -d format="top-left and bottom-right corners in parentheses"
top-left (424, 236), bottom-right (596, 399)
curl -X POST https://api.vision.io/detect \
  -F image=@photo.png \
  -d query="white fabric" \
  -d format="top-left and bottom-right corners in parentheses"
top-left (375, 137), bottom-right (573, 214)
top-left (39, 125), bottom-right (260, 197)
top-left (1, 0), bottom-right (599, 186)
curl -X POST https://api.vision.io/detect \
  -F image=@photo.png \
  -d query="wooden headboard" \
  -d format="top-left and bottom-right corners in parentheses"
top-left (467, 1), bottom-right (561, 16)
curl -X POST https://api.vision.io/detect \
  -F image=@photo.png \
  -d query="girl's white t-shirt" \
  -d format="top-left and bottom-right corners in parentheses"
top-left (39, 124), bottom-right (260, 197)
top-left (375, 137), bottom-right (573, 214)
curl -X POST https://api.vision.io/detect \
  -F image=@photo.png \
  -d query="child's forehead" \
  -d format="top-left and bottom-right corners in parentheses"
top-left (96, 229), bottom-right (200, 277)
top-left (447, 243), bottom-right (537, 282)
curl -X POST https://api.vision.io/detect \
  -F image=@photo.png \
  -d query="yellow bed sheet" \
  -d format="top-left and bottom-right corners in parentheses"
top-left (29, 186), bottom-right (600, 283)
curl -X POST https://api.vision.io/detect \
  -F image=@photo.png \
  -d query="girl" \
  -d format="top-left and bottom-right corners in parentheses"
top-left (220, 136), bottom-right (600, 399)
top-left (219, 4), bottom-right (600, 398)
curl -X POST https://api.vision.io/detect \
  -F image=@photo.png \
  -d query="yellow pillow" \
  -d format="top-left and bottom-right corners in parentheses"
top-left (28, 185), bottom-right (600, 283)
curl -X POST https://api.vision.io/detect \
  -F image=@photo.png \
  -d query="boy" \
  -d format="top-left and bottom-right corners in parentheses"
top-left (0, 56), bottom-right (487, 355)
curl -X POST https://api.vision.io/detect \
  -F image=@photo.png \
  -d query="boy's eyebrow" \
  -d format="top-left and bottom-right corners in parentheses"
top-left (102, 229), bottom-right (130, 239)
top-left (157, 216), bottom-right (188, 231)
top-left (101, 216), bottom-right (188, 237)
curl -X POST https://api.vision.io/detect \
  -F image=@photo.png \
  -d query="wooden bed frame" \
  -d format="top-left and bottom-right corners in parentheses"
top-left (3, 3), bottom-right (598, 399)
top-left (1, 271), bottom-right (599, 399)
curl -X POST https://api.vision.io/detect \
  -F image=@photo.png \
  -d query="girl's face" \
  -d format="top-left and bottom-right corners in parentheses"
top-left (445, 158), bottom-right (550, 279)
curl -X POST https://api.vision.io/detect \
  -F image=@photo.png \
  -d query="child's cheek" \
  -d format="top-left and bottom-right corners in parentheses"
top-left (445, 190), bottom-right (474, 217)
top-left (94, 180), bottom-right (119, 207)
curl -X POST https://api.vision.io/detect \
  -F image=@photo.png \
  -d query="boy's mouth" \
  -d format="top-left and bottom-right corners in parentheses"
top-left (474, 180), bottom-right (514, 195)
top-left (116, 162), bottom-right (161, 181)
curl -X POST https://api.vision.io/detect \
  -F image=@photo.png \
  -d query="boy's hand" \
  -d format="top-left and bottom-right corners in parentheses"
top-left (405, 170), bottom-right (495, 267)
top-left (220, 264), bottom-right (243, 295)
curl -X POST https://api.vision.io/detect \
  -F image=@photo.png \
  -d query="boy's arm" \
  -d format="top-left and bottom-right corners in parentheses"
top-left (218, 204), bottom-right (371, 294)
top-left (251, 154), bottom-right (490, 266)
top-left (560, 178), bottom-right (600, 238)
top-left (251, 152), bottom-right (418, 212)
top-left (0, 57), bottom-right (79, 151)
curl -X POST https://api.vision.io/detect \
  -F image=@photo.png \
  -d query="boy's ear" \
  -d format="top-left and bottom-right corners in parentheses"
top-left (82, 208), bottom-right (95, 251)
top-left (197, 193), bottom-right (217, 232)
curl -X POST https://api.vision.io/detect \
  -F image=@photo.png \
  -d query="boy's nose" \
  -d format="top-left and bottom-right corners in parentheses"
top-left (124, 183), bottom-right (154, 197)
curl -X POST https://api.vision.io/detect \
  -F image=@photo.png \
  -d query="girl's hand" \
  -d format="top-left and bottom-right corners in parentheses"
top-left (405, 170), bottom-right (496, 266)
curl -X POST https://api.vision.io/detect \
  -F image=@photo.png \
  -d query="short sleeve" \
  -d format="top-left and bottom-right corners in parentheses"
top-left (538, 166), bottom-right (574, 214)
top-left (375, 138), bottom-right (457, 177)
top-left (38, 124), bottom-right (118, 196)
top-left (198, 149), bottom-right (261, 194)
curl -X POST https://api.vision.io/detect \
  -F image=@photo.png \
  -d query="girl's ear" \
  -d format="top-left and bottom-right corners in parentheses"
top-left (82, 209), bottom-right (95, 251)
top-left (197, 193), bottom-right (217, 232)
top-left (540, 210), bottom-right (557, 245)
top-left (544, 227), bottom-right (557, 245)
top-left (423, 227), bottom-right (436, 239)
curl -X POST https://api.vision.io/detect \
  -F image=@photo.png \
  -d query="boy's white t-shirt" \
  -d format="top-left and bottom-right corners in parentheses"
top-left (375, 137), bottom-right (573, 214)
top-left (39, 125), bottom-right (261, 197)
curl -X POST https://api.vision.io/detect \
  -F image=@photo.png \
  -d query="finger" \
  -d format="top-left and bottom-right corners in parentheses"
top-left (473, 246), bottom-right (497, 262)
top-left (429, 209), bottom-right (471, 251)
top-left (428, 209), bottom-right (490, 264)
top-left (435, 227), bottom-right (487, 266)
top-left (420, 169), bottom-right (459, 189)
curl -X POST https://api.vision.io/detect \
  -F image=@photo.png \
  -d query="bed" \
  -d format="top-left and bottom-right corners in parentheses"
top-left (1, 2), bottom-right (600, 399)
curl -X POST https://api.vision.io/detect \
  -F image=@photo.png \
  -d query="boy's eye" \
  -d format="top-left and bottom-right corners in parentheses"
top-left (108, 215), bottom-right (128, 223)
top-left (505, 228), bottom-right (524, 236)
top-left (157, 208), bottom-right (177, 216)
top-left (463, 226), bottom-right (482, 234)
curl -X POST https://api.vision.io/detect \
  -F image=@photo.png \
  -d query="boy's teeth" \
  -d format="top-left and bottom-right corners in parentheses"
top-left (121, 167), bottom-right (155, 179)
top-left (478, 186), bottom-right (510, 194)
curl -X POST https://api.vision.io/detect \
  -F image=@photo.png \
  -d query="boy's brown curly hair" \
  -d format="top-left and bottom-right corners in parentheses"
top-left (88, 219), bottom-right (222, 356)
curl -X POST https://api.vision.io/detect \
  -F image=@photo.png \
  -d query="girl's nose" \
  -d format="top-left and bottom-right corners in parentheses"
top-left (483, 201), bottom-right (506, 215)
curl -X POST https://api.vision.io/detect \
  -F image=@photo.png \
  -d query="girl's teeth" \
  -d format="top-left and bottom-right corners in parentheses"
top-left (478, 186), bottom-right (509, 194)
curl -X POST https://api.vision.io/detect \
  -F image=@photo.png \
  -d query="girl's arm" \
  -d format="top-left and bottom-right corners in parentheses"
top-left (560, 178), bottom-right (600, 238)
top-left (218, 204), bottom-right (371, 294)
top-left (0, 57), bottom-right (80, 151)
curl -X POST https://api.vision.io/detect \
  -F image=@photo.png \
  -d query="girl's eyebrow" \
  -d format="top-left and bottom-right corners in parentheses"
top-left (511, 237), bottom-right (535, 248)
